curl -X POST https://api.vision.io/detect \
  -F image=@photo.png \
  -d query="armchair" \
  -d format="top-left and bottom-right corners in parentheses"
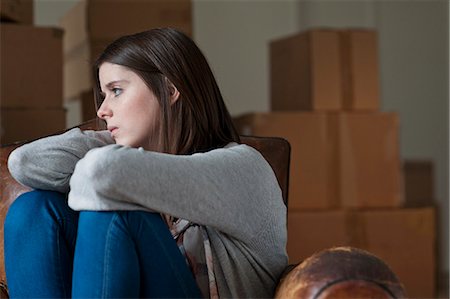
top-left (0, 119), bottom-right (405, 298)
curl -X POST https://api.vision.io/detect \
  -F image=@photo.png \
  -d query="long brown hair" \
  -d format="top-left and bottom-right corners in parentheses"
top-left (94, 28), bottom-right (240, 154)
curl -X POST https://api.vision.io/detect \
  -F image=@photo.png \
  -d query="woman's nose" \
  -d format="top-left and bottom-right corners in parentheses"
top-left (97, 100), bottom-right (112, 119)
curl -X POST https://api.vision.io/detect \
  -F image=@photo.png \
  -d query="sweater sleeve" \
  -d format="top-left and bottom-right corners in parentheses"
top-left (7, 128), bottom-right (115, 193)
top-left (68, 143), bottom-right (284, 241)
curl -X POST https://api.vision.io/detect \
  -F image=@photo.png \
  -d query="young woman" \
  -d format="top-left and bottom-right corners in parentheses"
top-left (5, 28), bottom-right (287, 298)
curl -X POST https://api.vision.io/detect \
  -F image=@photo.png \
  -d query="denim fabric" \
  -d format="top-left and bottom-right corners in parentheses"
top-left (4, 190), bottom-right (78, 298)
top-left (4, 190), bottom-right (201, 298)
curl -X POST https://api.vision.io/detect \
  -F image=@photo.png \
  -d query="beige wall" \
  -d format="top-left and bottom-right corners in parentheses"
top-left (193, 0), bottom-right (301, 115)
top-left (298, 0), bottom-right (376, 29)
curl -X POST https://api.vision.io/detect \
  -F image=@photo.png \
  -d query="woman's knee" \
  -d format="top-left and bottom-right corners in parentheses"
top-left (77, 211), bottom-right (166, 239)
top-left (5, 190), bottom-right (69, 232)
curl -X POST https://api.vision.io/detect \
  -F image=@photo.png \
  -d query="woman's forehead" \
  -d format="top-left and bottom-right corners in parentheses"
top-left (99, 62), bottom-right (133, 77)
top-left (99, 63), bottom-right (138, 86)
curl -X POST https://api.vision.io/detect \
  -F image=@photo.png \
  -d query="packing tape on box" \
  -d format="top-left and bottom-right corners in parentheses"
top-left (339, 30), bottom-right (353, 109)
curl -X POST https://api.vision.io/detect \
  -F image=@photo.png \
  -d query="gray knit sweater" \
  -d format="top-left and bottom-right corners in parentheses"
top-left (8, 128), bottom-right (288, 298)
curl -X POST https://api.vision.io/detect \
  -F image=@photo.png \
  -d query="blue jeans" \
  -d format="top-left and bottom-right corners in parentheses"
top-left (4, 190), bottom-right (202, 298)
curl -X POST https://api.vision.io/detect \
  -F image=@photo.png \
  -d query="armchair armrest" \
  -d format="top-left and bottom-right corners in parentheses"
top-left (276, 247), bottom-right (406, 298)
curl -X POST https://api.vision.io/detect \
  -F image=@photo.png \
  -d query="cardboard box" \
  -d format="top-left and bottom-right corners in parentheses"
top-left (341, 30), bottom-right (380, 110)
top-left (403, 160), bottom-right (435, 207)
top-left (333, 112), bottom-right (403, 208)
top-left (270, 29), bottom-right (343, 111)
top-left (0, 24), bottom-right (63, 108)
top-left (80, 89), bottom-right (96, 122)
top-left (0, 108), bottom-right (66, 145)
top-left (234, 111), bottom-right (403, 209)
top-left (270, 29), bottom-right (380, 111)
top-left (60, 0), bottom-right (192, 100)
top-left (234, 112), bottom-right (338, 210)
top-left (287, 207), bottom-right (436, 298)
top-left (0, 0), bottom-right (33, 24)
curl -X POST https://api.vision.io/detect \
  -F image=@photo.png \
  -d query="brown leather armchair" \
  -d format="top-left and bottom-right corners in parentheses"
top-left (0, 120), bottom-right (405, 298)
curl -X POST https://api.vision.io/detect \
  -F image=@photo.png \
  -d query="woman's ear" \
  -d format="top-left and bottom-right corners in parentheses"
top-left (167, 79), bottom-right (180, 105)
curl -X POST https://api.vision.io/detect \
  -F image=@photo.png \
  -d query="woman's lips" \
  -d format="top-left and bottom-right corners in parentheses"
top-left (107, 126), bottom-right (118, 136)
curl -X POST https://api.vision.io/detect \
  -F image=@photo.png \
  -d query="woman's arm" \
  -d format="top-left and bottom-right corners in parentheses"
top-left (68, 143), bottom-right (285, 240)
top-left (8, 128), bottom-right (114, 193)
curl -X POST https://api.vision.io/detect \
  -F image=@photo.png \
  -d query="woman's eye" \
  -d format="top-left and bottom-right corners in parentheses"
top-left (112, 88), bottom-right (123, 96)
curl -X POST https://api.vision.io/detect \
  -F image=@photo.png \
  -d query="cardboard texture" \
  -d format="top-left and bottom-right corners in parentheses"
top-left (0, 24), bottom-right (63, 108)
top-left (341, 30), bottom-right (380, 110)
top-left (0, 0), bottom-right (33, 24)
top-left (234, 112), bottom-right (338, 210)
top-left (333, 112), bottom-right (403, 208)
top-left (270, 30), bottom-right (343, 111)
top-left (233, 111), bottom-right (403, 209)
top-left (80, 90), bottom-right (96, 121)
top-left (403, 160), bottom-right (435, 207)
top-left (0, 109), bottom-right (66, 145)
top-left (287, 207), bottom-right (436, 298)
top-left (61, 0), bottom-right (192, 100)
top-left (270, 29), bottom-right (380, 111)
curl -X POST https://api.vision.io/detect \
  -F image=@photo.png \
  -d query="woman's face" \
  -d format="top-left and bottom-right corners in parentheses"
top-left (97, 62), bottom-right (161, 151)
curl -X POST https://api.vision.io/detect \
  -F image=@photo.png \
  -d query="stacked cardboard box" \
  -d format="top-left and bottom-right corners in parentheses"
top-left (0, 0), bottom-right (33, 24)
top-left (403, 160), bottom-right (435, 207)
top-left (59, 0), bottom-right (192, 123)
top-left (235, 111), bottom-right (403, 209)
top-left (0, 8), bottom-right (66, 145)
top-left (270, 29), bottom-right (379, 111)
top-left (0, 3), bottom-right (65, 282)
top-left (234, 28), bottom-right (436, 298)
top-left (286, 208), bottom-right (435, 298)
